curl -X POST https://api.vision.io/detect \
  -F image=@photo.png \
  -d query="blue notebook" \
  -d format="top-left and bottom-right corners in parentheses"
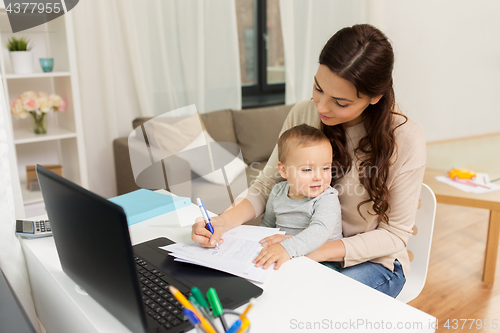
top-left (108, 189), bottom-right (191, 225)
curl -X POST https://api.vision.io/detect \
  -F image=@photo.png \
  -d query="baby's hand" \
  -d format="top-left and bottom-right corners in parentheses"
top-left (253, 244), bottom-right (290, 270)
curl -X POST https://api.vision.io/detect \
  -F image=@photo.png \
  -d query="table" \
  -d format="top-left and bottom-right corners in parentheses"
top-left (21, 191), bottom-right (435, 333)
top-left (424, 169), bottom-right (500, 284)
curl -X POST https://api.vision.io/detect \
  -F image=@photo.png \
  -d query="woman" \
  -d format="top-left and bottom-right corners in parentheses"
top-left (192, 24), bottom-right (426, 298)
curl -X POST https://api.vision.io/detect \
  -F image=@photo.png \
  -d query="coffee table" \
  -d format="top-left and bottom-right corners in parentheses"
top-left (423, 169), bottom-right (500, 284)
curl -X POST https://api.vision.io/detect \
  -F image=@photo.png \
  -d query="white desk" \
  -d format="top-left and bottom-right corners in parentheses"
top-left (22, 196), bottom-right (436, 333)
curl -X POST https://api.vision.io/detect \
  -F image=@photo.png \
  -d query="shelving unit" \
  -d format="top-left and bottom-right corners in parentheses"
top-left (0, 9), bottom-right (87, 217)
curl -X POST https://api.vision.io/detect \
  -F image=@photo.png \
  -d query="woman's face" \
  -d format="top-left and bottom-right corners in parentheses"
top-left (312, 64), bottom-right (382, 127)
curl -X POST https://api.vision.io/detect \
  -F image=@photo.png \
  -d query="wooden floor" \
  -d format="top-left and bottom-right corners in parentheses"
top-left (409, 203), bottom-right (500, 332)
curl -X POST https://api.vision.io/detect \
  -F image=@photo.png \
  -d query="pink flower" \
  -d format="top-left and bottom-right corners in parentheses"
top-left (10, 91), bottom-right (65, 118)
top-left (23, 98), bottom-right (38, 111)
top-left (57, 99), bottom-right (66, 112)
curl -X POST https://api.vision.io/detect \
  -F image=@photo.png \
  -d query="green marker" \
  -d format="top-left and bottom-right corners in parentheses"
top-left (191, 287), bottom-right (211, 318)
top-left (206, 287), bottom-right (228, 331)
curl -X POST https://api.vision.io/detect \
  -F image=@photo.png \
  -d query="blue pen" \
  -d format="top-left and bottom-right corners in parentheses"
top-left (197, 198), bottom-right (220, 249)
top-left (225, 318), bottom-right (242, 333)
top-left (183, 308), bottom-right (203, 332)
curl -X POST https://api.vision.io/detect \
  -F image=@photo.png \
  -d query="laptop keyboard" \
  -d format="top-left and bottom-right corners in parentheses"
top-left (135, 256), bottom-right (192, 331)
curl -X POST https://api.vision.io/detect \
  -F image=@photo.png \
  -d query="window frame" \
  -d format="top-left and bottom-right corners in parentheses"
top-left (241, 0), bottom-right (285, 108)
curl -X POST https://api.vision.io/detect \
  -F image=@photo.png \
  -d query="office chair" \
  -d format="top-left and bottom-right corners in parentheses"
top-left (397, 183), bottom-right (437, 303)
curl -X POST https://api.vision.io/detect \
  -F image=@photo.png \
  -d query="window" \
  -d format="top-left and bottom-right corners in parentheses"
top-left (236, 0), bottom-right (285, 108)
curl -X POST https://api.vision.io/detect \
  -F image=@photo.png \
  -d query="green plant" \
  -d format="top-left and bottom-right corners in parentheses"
top-left (5, 36), bottom-right (31, 51)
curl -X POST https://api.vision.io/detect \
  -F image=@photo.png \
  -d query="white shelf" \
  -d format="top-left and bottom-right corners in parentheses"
top-left (1, 12), bottom-right (88, 216)
top-left (21, 183), bottom-right (44, 205)
top-left (5, 71), bottom-right (71, 79)
top-left (14, 126), bottom-right (77, 144)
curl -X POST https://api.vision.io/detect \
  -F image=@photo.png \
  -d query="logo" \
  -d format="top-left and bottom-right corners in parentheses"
top-left (3, 0), bottom-right (80, 33)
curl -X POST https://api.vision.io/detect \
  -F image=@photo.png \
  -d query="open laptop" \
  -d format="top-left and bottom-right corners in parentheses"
top-left (36, 165), bottom-right (262, 333)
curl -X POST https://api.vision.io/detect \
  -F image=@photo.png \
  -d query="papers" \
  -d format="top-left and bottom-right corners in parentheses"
top-left (436, 173), bottom-right (500, 194)
top-left (160, 225), bottom-right (285, 283)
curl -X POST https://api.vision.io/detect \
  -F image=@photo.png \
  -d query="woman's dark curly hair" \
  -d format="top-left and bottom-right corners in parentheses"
top-left (319, 24), bottom-right (407, 223)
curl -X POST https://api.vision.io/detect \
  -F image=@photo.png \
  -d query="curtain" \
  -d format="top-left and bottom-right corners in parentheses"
top-left (72, 0), bottom-right (241, 198)
top-left (72, 0), bottom-right (142, 198)
top-left (118, 0), bottom-right (241, 115)
top-left (279, 0), bottom-right (368, 104)
top-left (0, 76), bottom-right (40, 331)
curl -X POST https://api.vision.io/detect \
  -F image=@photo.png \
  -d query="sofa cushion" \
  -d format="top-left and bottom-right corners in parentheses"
top-left (144, 113), bottom-right (203, 155)
top-left (200, 109), bottom-right (237, 144)
top-left (232, 104), bottom-right (293, 163)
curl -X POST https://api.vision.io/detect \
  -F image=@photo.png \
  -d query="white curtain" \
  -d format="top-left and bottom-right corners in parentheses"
top-left (72, 0), bottom-right (142, 198)
top-left (72, 0), bottom-right (241, 198)
top-left (118, 0), bottom-right (241, 115)
top-left (0, 78), bottom-right (40, 330)
top-left (279, 0), bottom-right (368, 104)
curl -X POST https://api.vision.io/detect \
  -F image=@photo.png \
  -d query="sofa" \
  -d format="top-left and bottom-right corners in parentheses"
top-left (113, 104), bottom-right (294, 218)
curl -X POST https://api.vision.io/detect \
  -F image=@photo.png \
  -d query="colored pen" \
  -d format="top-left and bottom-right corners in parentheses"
top-left (189, 295), bottom-right (217, 329)
top-left (183, 308), bottom-right (203, 333)
top-left (491, 177), bottom-right (500, 183)
top-left (197, 198), bottom-right (219, 249)
top-left (451, 178), bottom-right (477, 188)
top-left (239, 298), bottom-right (255, 319)
top-left (225, 319), bottom-right (242, 333)
top-left (465, 179), bottom-right (490, 189)
top-left (206, 288), bottom-right (228, 331)
top-left (236, 317), bottom-right (250, 333)
top-left (191, 287), bottom-right (212, 319)
top-left (168, 286), bottom-right (218, 333)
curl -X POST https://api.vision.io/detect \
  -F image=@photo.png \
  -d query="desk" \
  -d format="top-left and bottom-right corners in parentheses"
top-left (424, 169), bottom-right (500, 284)
top-left (21, 193), bottom-right (435, 333)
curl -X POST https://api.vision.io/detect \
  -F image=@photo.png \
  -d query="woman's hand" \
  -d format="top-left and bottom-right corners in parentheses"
top-left (253, 244), bottom-right (290, 270)
top-left (191, 216), bottom-right (226, 248)
top-left (259, 234), bottom-right (293, 247)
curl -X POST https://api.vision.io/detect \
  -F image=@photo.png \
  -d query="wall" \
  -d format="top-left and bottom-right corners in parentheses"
top-left (370, 0), bottom-right (500, 142)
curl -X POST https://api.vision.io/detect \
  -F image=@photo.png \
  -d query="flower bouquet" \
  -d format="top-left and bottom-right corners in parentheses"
top-left (10, 91), bottom-right (66, 134)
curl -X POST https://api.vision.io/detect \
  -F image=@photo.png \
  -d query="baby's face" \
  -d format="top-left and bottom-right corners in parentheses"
top-left (279, 141), bottom-right (333, 200)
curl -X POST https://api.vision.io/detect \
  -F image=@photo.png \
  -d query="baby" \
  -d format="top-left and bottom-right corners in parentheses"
top-left (254, 124), bottom-right (342, 269)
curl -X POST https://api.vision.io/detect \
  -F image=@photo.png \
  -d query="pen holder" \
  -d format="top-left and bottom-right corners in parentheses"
top-left (211, 310), bottom-right (250, 333)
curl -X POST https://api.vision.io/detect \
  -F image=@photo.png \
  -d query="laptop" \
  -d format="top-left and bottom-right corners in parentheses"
top-left (36, 165), bottom-right (263, 333)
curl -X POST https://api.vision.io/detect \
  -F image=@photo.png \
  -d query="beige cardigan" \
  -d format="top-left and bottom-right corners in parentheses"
top-left (244, 99), bottom-right (426, 276)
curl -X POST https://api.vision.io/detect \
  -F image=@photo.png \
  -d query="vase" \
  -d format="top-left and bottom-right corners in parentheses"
top-left (39, 58), bottom-right (54, 72)
top-left (30, 112), bottom-right (47, 134)
top-left (10, 51), bottom-right (34, 74)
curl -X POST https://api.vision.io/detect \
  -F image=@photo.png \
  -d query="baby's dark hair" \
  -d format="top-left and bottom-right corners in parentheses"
top-left (277, 124), bottom-right (330, 163)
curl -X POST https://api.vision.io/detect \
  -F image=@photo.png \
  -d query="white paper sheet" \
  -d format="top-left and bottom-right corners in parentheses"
top-left (159, 225), bottom-right (285, 283)
top-left (436, 173), bottom-right (500, 194)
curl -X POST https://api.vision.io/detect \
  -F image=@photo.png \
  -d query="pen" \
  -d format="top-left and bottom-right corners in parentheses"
top-left (236, 317), bottom-right (250, 333)
top-left (189, 296), bottom-right (217, 328)
top-left (197, 198), bottom-right (219, 249)
top-left (465, 179), bottom-right (490, 189)
top-left (451, 178), bottom-right (477, 188)
top-left (239, 298), bottom-right (255, 320)
top-left (183, 308), bottom-right (204, 333)
top-left (169, 286), bottom-right (218, 333)
top-left (191, 287), bottom-right (212, 319)
top-left (206, 288), bottom-right (228, 331)
top-left (225, 319), bottom-right (242, 333)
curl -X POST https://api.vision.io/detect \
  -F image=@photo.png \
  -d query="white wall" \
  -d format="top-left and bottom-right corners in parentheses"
top-left (370, 0), bottom-right (500, 142)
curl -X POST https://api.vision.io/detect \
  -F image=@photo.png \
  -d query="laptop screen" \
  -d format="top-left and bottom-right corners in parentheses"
top-left (37, 165), bottom-right (149, 333)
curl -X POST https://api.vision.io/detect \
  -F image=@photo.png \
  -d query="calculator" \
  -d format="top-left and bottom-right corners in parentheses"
top-left (16, 219), bottom-right (52, 238)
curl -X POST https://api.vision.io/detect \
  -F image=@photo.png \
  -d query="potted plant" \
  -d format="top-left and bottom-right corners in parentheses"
top-left (10, 91), bottom-right (66, 134)
top-left (5, 36), bottom-right (33, 74)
